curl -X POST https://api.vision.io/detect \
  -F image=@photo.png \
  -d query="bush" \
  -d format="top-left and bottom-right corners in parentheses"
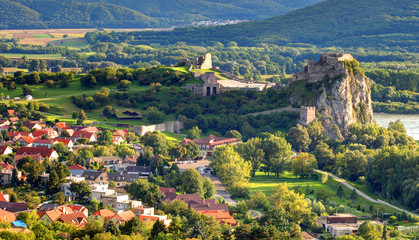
top-left (147, 110), bottom-right (164, 124)
top-left (228, 181), bottom-right (249, 198)
top-left (321, 172), bottom-right (328, 184)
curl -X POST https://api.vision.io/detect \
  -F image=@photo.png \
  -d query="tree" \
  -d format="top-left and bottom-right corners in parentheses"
top-left (314, 142), bottom-right (335, 170)
top-left (17, 210), bottom-right (38, 229)
top-left (388, 119), bottom-right (406, 133)
top-left (125, 132), bottom-right (136, 143)
top-left (237, 137), bottom-right (264, 177)
top-left (358, 222), bottom-right (382, 240)
top-left (47, 170), bottom-right (60, 195)
top-left (125, 179), bottom-right (163, 206)
top-left (181, 169), bottom-right (204, 195)
top-left (11, 168), bottom-right (19, 187)
top-left (307, 120), bottom-right (326, 150)
top-left (150, 220), bottom-right (167, 239)
top-left (22, 84), bottom-right (32, 96)
top-left (21, 157), bottom-right (44, 186)
top-left (187, 126), bottom-right (201, 140)
top-left (225, 130), bottom-right (242, 140)
top-left (287, 124), bottom-right (311, 152)
top-left (336, 185), bottom-right (345, 198)
top-left (262, 135), bottom-right (293, 178)
top-left (140, 132), bottom-right (168, 156)
top-left (117, 80), bottom-right (131, 91)
top-left (57, 192), bottom-right (66, 205)
top-left (350, 188), bottom-right (358, 201)
top-left (203, 177), bottom-right (215, 199)
top-left (98, 130), bottom-right (113, 145)
top-left (147, 110), bottom-right (164, 123)
top-left (103, 105), bottom-right (115, 117)
top-left (104, 220), bottom-right (120, 236)
top-left (61, 129), bottom-right (70, 137)
top-left (79, 109), bottom-right (87, 120)
top-left (184, 142), bottom-right (200, 159)
top-left (120, 216), bottom-right (144, 235)
top-left (212, 145), bottom-right (251, 187)
top-left (291, 153), bottom-right (317, 177)
top-left (108, 181), bottom-right (116, 188)
top-left (315, 188), bottom-right (333, 201)
top-left (8, 81), bottom-right (15, 91)
top-left (69, 181), bottom-right (92, 200)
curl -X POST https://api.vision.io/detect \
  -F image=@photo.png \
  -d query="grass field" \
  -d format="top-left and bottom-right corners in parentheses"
top-left (0, 53), bottom-right (63, 59)
top-left (161, 131), bottom-right (186, 144)
top-left (247, 171), bottom-right (412, 218)
top-left (33, 34), bottom-right (53, 39)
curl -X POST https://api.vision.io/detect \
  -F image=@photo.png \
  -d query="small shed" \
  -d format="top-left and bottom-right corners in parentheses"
top-left (11, 220), bottom-right (27, 228)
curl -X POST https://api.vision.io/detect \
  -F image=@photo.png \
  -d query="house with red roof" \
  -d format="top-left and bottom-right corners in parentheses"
top-left (23, 121), bottom-right (43, 130)
top-left (9, 117), bottom-right (19, 124)
top-left (0, 162), bottom-right (14, 171)
top-left (72, 131), bottom-right (97, 142)
top-left (14, 154), bottom-right (42, 164)
top-left (54, 122), bottom-right (69, 132)
top-left (0, 192), bottom-right (8, 202)
top-left (197, 210), bottom-right (237, 226)
top-left (57, 211), bottom-right (88, 228)
top-left (33, 129), bottom-right (58, 139)
top-left (80, 127), bottom-right (100, 133)
top-left (139, 214), bottom-right (172, 227)
top-left (53, 138), bottom-right (74, 148)
top-left (0, 120), bottom-right (10, 127)
top-left (92, 209), bottom-right (115, 219)
top-left (112, 135), bottom-right (125, 145)
top-left (110, 210), bottom-right (136, 224)
top-left (5, 110), bottom-right (16, 117)
top-left (17, 136), bottom-right (34, 147)
top-left (113, 129), bottom-right (128, 138)
top-left (15, 147), bottom-right (59, 161)
top-left (0, 209), bottom-right (16, 223)
top-left (0, 146), bottom-right (12, 155)
top-left (9, 132), bottom-right (33, 142)
top-left (180, 135), bottom-right (241, 157)
top-left (33, 139), bottom-right (54, 148)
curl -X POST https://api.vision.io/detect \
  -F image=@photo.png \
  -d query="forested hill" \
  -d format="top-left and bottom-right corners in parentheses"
top-left (96, 0), bottom-right (418, 49)
top-left (0, 0), bottom-right (322, 29)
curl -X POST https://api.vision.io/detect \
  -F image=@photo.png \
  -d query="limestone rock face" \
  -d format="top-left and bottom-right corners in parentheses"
top-left (289, 53), bottom-right (373, 140)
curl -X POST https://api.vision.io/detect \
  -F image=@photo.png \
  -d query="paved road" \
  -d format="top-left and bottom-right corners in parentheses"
top-left (203, 171), bottom-right (237, 206)
top-left (315, 169), bottom-right (418, 218)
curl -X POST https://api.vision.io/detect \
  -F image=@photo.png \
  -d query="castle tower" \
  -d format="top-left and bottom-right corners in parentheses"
top-left (299, 106), bottom-right (316, 126)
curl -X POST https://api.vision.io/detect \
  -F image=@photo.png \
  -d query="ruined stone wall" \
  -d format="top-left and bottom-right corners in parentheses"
top-left (133, 121), bottom-right (184, 136)
top-left (299, 106), bottom-right (316, 126)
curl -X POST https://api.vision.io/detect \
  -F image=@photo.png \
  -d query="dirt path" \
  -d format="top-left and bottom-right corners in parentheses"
top-left (315, 169), bottom-right (418, 218)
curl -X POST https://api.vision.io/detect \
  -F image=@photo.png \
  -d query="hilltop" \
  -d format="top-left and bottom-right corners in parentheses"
top-left (0, 0), bottom-right (322, 29)
top-left (108, 0), bottom-right (418, 48)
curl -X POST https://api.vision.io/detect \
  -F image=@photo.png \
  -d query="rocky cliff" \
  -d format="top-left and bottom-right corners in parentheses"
top-left (288, 53), bottom-right (373, 140)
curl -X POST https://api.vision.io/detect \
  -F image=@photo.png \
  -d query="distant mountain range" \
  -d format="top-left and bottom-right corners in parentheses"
top-left (0, 0), bottom-right (322, 29)
top-left (95, 0), bottom-right (418, 48)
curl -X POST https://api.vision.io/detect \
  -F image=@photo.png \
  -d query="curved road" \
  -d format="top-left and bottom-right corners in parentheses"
top-left (315, 169), bottom-right (418, 218)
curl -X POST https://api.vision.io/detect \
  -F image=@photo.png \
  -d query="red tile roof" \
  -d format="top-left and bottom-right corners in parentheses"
top-left (33, 129), bottom-right (57, 137)
top-left (19, 136), bottom-right (34, 144)
top-left (197, 210), bottom-right (237, 226)
top-left (16, 147), bottom-right (56, 158)
top-left (93, 209), bottom-right (115, 219)
top-left (111, 210), bottom-right (135, 223)
top-left (55, 122), bottom-right (69, 129)
top-left (0, 209), bottom-right (16, 223)
top-left (33, 139), bottom-right (53, 144)
top-left (72, 131), bottom-right (96, 139)
top-left (80, 127), bottom-right (99, 133)
top-left (53, 138), bottom-right (72, 146)
top-left (0, 162), bottom-right (14, 170)
top-left (0, 192), bottom-right (7, 202)
top-left (57, 211), bottom-right (87, 226)
top-left (0, 146), bottom-right (11, 155)
top-left (6, 110), bottom-right (15, 116)
top-left (68, 164), bottom-right (86, 170)
top-left (14, 154), bottom-right (41, 162)
top-left (9, 132), bottom-right (32, 138)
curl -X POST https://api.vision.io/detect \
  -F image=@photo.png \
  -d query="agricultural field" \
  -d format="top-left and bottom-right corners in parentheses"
top-left (0, 53), bottom-right (63, 59)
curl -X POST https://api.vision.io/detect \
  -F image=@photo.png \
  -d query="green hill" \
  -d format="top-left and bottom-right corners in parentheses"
top-left (1, 0), bottom-right (323, 29)
top-left (0, 0), bottom-right (46, 29)
top-left (105, 0), bottom-right (418, 48)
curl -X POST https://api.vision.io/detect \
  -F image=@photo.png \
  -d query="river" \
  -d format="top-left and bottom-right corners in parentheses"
top-left (373, 113), bottom-right (419, 140)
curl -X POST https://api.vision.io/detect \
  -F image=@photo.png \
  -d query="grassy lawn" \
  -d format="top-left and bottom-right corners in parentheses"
top-left (0, 53), bottom-right (63, 59)
top-left (58, 39), bottom-right (89, 49)
top-left (161, 131), bottom-right (185, 144)
top-left (33, 34), bottom-right (53, 38)
top-left (247, 171), bottom-right (411, 218)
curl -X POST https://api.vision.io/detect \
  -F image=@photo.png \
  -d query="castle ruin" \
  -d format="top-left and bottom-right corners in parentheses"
top-left (288, 53), bottom-right (354, 86)
top-left (299, 106), bottom-right (316, 126)
top-left (178, 53), bottom-right (213, 70)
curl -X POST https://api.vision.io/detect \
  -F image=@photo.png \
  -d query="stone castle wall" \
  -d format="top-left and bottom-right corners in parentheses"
top-left (133, 121), bottom-right (184, 136)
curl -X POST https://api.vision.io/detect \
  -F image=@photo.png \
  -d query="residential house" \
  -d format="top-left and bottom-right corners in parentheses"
top-left (9, 132), bottom-right (33, 141)
top-left (39, 205), bottom-right (74, 224)
top-left (139, 214), bottom-right (172, 227)
top-left (14, 154), bottom-right (42, 164)
top-left (54, 122), bottom-right (69, 133)
top-left (111, 210), bottom-right (136, 224)
top-left (102, 192), bottom-right (130, 211)
top-left (33, 139), bottom-right (54, 148)
top-left (0, 120), bottom-right (10, 128)
top-left (80, 127), bottom-right (100, 133)
top-left (322, 213), bottom-right (360, 237)
top-left (0, 192), bottom-right (9, 202)
top-left (92, 209), bottom-right (115, 220)
top-left (81, 171), bottom-right (108, 185)
top-left (126, 166), bottom-right (151, 177)
top-left (0, 168), bottom-right (22, 186)
top-left (197, 210), bottom-right (237, 226)
top-left (5, 110), bottom-right (16, 117)
top-left (23, 121), bottom-right (42, 130)
top-left (0, 209), bottom-right (16, 223)
top-left (65, 205), bottom-right (88, 217)
top-left (68, 164), bottom-right (86, 176)
top-left (72, 131), bottom-right (97, 142)
top-left (15, 147), bottom-right (59, 161)
top-left (131, 201), bottom-right (154, 216)
top-left (57, 211), bottom-right (88, 228)
top-left (124, 155), bottom-right (139, 165)
top-left (180, 135), bottom-right (241, 157)
top-left (9, 117), bottom-right (19, 124)
top-left (91, 184), bottom-right (115, 200)
top-left (60, 176), bottom-right (85, 201)
top-left (112, 135), bottom-right (125, 145)
top-left (53, 138), bottom-right (74, 149)
top-left (33, 128), bottom-right (58, 139)
top-left (107, 172), bottom-right (140, 187)
top-left (16, 136), bottom-right (34, 147)
top-left (113, 129), bottom-right (128, 138)
top-left (0, 202), bottom-right (28, 212)
top-left (0, 146), bottom-right (13, 155)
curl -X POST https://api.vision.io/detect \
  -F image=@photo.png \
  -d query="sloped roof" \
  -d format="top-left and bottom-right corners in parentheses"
top-left (55, 122), bottom-right (69, 129)
top-left (16, 147), bottom-right (56, 158)
top-left (12, 220), bottom-right (27, 228)
top-left (0, 209), bottom-right (16, 223)
top-left (93, 209), bottom-right (115, 219)
top-left (44, 209), bottom-right (64, 222)
top-left (19, 136), bottom-right (34, 144)
top-left (68, 164), bottom-right (86, 170)
top-left (0, 146), bottom-right (11, 155)
top-left (0, 192), bottom-right (7, 202)
top-left (112, 210), bottom-right (135, 222)
top-left (58, 211), bottom-right (87, 226)
top-left (0, 202), bottom-right (28, 212)
top-left (33, 139), bottom-right (53, 144)
top-left (0, 162), bottom-right (14, 170)
top-left (53, 138), bottom-right (72, 145)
